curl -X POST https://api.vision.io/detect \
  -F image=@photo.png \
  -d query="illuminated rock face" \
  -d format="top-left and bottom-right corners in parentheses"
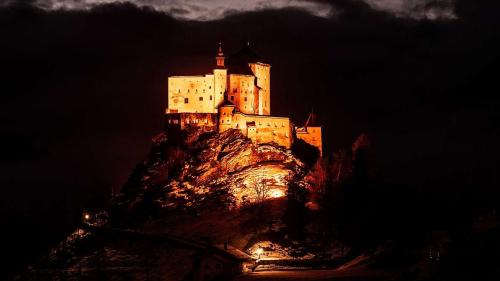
top-left (165, 44), bottom-right (322, 153)
top-left (164, 130), bottom-right (306, 208)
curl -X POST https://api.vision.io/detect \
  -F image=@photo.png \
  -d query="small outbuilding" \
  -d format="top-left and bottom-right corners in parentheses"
top-left (193, 244), bottom-right (255, 281)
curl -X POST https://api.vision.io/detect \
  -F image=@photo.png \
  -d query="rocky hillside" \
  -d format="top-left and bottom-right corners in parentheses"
top-left (12, 129), bottom-right (325, 281)
top-left (112, 128), bottom-right (310, 219)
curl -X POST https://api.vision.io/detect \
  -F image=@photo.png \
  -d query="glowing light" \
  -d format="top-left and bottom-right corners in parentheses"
top-left (255, 248), bottom-right (264, 255)
top-left (271, 189), bottom-right (285, 198)
top-left (254, 247), bottom-right (264, 259)
top-left (83, 213), bottom-right (90, 220)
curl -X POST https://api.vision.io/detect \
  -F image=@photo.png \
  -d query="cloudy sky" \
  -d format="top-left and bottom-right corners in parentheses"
top-left (4, 0), bottom-right (457, 20)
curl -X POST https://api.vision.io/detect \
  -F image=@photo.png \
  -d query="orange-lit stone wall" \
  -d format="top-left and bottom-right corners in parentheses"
top-left (249, 63), bottom-right (271, 115)
top-left (228, 74), bottom-right (257, 115)
top-left (166, 74), bottom-right (218, 114)
top-left (213, 68), bottom-right (227, 108)
top-left (219, 108), bottom-right (292, 149)
top-left (295, 126), bottom-right (323, 155)
top-left (218, 105), bottom-right (236, 132)
top-left (166, 113), bottom-right (218, 131)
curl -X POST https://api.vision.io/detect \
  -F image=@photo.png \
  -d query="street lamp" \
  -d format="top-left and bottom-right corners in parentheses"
top-left (83, 212), bottom-right (91, 221)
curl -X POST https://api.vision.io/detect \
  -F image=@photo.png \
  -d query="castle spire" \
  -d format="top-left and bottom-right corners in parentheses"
top-left (304, 108), bottom-right (317, 128)
top-left (216, 42), bottom-right (225, 67)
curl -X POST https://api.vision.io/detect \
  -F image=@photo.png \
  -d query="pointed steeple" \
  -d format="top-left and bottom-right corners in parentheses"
top-left (216, 42), bottom-right (225, 67)
top-left (304, 108), bottom-right (317, 128)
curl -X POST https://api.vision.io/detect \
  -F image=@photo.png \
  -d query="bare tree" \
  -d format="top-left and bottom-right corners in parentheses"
top-left (250, 177), bottom-right (272, 204)
top-left (332, 149), bottom-right (350, 183)
top-left (305, 159), bottom-right (329, 194)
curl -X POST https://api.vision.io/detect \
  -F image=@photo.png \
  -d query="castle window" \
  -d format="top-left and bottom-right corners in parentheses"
top-left (230, 96), bottom-right (234, 101)
top-left (173, 119), bottom-right (179, 124)
top-left (210, 95), bottom-right (212, 100)
top-left (205, 119), bottom-right (208, 124)
top-left (222, 120), bottom-right (224, 123)
top-left (209, 86), bottom-right (212, 89)
top-left (187, 89), bottom-right (190, 93)
top-left (203, 89), bottom-right (205, 93)
top-left (178, 89), bottom-right (180, 93)
top-left (199, 97), bottom-right (203, 101)
top-left (244, 97), bottom-right (247, 102)
top-left (184, 98), bottom-right (189, 103)
top-left (233, 88), bottom-right (237, 93)
top-left (195, 89), bottom-right (198, 93)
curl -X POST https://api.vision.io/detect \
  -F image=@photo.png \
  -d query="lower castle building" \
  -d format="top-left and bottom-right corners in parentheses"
top-left (165, 43), bottom-right (323, 155)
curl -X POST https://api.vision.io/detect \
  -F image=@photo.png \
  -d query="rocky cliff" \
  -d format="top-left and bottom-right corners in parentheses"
top-left (114, 128), bottom-right (309, 217)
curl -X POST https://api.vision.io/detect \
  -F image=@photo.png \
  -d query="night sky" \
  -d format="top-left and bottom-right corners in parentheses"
top-left (1, 0), bottom-right (500, 277)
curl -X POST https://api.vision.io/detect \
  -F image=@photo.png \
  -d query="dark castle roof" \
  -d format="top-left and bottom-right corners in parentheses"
top-left (226, 44), bottom-right (268, 75)
top-left (304, 110), bottom-right (320, 127)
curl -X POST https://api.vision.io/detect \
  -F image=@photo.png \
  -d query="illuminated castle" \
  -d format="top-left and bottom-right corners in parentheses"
top-left (165, 43), bottom-right (322, 155)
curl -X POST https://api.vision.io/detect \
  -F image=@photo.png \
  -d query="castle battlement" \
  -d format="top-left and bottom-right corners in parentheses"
top-left (165, 43), bottom-right (322, 155)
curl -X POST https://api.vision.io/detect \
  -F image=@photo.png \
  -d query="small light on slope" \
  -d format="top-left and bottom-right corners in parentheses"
top-left (255, 248), bottom-right (264, 259)
top-left (271, 189), bottom-right (284, 198)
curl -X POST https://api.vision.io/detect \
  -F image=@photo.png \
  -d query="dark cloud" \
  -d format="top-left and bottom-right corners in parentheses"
top-left (2, 0), bottom-right (458, 20)
top-left (168, 7), bottom-right (190, 16)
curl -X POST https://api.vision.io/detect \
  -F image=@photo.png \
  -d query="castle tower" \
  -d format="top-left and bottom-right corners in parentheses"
top-left (213, 42), bottom-right (227, 111)
top-left (218, 102), bottom-right (235, 132)
top-left (226, 44), bottom-right (271, 116)
top-left (216, 42), bottom-right (225, 67)
top-left (295, 109), bottom-right (323, 156)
